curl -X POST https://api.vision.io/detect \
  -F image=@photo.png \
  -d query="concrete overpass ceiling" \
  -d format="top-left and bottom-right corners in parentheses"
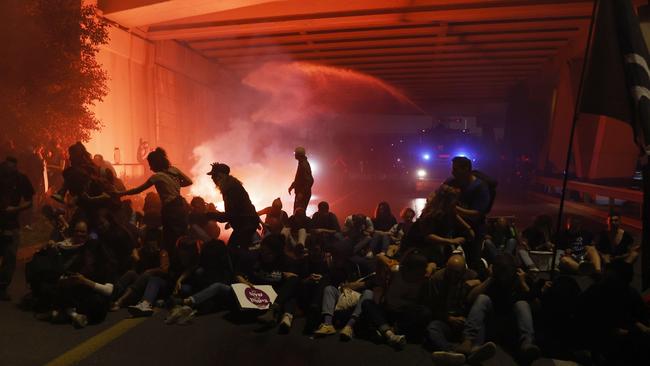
top-left (99, 0), bottom-right (596, 108)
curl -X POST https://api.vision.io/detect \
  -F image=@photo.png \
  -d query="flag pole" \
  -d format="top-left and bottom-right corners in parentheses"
top-left (549, 0), bottom-right (600, 278)
top-left (642, 152), bottom-right (650, 289)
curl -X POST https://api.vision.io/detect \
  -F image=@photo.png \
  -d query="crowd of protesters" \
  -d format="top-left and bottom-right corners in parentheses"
top-left (0, 141), bottom-right (648, 366)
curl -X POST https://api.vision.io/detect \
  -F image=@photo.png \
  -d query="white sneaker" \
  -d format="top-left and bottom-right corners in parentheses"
top-left (386, 331), bottom-right (406, 349)
top-left (278, 313), bottom-right (293, 333)
top-left (128, 301), bottom-right (153, 317)
top-left (71, 313), bottom-right (88, 329)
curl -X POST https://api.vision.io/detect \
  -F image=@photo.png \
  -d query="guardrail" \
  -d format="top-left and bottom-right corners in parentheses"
top-left (532, 176), bottom-right (643, 230)
top-left (535, 176), bottom-right (642, 203)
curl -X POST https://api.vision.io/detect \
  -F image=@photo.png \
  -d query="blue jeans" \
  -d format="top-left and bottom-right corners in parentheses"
top-left (143, 276), bottom-right (169, 304)
top-left (427, 320), bottom-right (455, 351)
top-left (370, 232), bottom-right (390, 254)
top-left (321, 285), bottom-right (373, 319)
top-left (464, 294), bottom-right (535, 346)
top-left (483, 238), bottom-right (517, 263)
top-left (190, 282), bottom-right (231, 305)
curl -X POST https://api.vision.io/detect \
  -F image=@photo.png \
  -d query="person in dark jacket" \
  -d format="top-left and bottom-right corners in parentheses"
top-left (0, 156), bottom-right (35, 300)
top-left (205, 162), bottom-right (260, 256)
top-left (288, 146), bottom-right (314, 214)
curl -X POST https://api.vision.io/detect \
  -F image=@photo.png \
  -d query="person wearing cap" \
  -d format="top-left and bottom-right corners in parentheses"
top-left (206, 163), bottom-right (259, 252)
top-left (288, 146), bottom-right (314, 214)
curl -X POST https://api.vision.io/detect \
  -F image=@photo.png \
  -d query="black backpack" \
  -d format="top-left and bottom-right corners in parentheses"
top-left (472, 170), bottom-right (498, 214)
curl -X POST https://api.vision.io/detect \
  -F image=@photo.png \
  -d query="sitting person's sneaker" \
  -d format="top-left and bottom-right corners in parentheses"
top-left (520, 342), bottom-right (541, 363)
top-left (71, 313), bottom-right (88, 329)
top-left (339, 325), bottom-right (354, 341)
top-left (109, 302), bottom-right (121, 312)
top-left (278, 313), bottom-right (293, 333)
top-left (314, 323), bottom-right (336, 337)
top-left (466, 341), bottom-right (497, 364)
top-left (128, 301), bottom-right (154, 317)
top-left (385, 330), bottom-right (406, 349)
top-left (175, 306), bottom-right (196, 326)
top-left (431, 351), bottom-right (466, 366)
top-left (165, 305), bottom-right (185, 325)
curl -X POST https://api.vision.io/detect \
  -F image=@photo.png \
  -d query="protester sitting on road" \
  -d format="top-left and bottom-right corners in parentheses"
top-left (125, 237), bottom-right (200, 317)
top-left (402, 185), bottom-right (474, 274)
top-left (166, 222), bottom-right (234, 325)
top-left (94, 210), bottom-right (137, 276)
top-left (258, 198), bottom-right (289, 236)
top-left (517, 214), bottom-right (556, 272)
top-left (370, 201), bottom-right (398, 254)
top-left (386, 207), bottom-right (416, 247)
top-left (459, 254), bottom-right (539, 364)
top-left (28, 221), bottom-right (91, 315)
top-left (282, 207), bottom-right (311, 250)
top-left (361, 248), bottom-right (432, 348)
top-left (426, 255), bottom-right (480, 366)
top-left (482, 217), bottom-right (518, 265)
top-left (313, 246), bottom-right (375, 341)
top-left (596, 211), bottom-right (639, 265)
top-left (558, 217), bottom-right (601, 275)
top-left (300, 241), bottom-right (333, 333)
top-left (576, 260), bottom-right (650, 365)
top-left (311, 201), bottom-right (342, 248)
top-left (46, 239), bottom-right (117, 328)
top-left (236, 234), bottom-right (303, 332)
top-left (341, 213), bottom-right (375, 258)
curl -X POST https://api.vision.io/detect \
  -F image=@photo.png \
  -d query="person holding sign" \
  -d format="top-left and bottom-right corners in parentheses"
top-left (234, 234), bottom-right (303, 333)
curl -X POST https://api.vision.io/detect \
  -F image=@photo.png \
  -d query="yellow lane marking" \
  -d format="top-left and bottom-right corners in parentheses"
top-left (44, 317), bottom-right (148, 366)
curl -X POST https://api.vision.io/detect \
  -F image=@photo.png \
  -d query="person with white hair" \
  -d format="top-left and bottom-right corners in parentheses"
top-left (288, 146), bottom-right (313, 214)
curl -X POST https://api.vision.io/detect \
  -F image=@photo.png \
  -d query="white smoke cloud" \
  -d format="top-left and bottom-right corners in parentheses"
top-left (189, 61), bottom-right (422, 217)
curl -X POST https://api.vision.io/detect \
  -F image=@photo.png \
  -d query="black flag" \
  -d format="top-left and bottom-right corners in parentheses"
top-left (579, 0), bottom-right (650, 289)
top-left (581, 0), bottom-right (650, 146)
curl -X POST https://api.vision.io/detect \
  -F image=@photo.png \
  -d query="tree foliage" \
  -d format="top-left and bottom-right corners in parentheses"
top-left (0, 0), bottom-right (108, 148)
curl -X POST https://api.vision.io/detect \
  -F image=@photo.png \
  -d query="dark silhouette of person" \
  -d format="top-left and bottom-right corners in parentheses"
top-left (0, 156), bottom-right (35, 300)
top-left (205, 162), bottom-right (259, 257)
top-left (288, 146), bottom-right (313, 214)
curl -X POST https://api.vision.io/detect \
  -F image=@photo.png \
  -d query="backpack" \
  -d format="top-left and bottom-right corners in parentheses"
top-left (472, 170), bottom-right (498, 214)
